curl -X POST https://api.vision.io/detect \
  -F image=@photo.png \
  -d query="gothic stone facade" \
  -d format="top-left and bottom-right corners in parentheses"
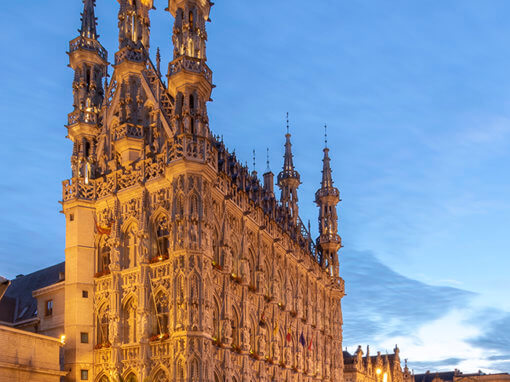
top-left (62, 0), bottom-right (345, 381)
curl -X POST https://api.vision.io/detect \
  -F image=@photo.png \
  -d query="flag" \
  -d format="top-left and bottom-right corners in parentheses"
top-left (308, 334), bottom-right (313, 351)
top-left (286, 328), bottom-right (292, 343)
top-left (273, 321), bottom-right (279, 336)
top-left (299, 332), bottom-right (306, 347)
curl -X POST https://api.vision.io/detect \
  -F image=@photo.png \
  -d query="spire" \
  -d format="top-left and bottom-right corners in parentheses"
top-left (321, 126), bottom-right (334, 189)
top-left (79, 0), bottom-right (98, 40)
top-left (315, 126), bottom-right (341, 277)
top-left (265, 148), bottom-right (271, 173)
top-left (277, 113), bottom-right (301, 225)
top-left (282, 113), bottom-right (296, 173)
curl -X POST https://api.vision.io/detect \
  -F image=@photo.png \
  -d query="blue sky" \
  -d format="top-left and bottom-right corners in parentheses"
top-left (1, 0), bottom-right (510, 374)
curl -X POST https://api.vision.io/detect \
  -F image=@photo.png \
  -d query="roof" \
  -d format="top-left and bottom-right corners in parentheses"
top-left (0, 262), bottom-right (65, 324)
top-left (414, 372), bottom-right (456, 382)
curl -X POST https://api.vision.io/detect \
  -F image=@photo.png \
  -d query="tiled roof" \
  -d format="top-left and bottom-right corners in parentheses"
top-left (0, 262), bottom-right (64, 324)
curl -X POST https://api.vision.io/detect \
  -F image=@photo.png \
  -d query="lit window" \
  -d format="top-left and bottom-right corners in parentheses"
top-left (45, 300), bottom-right (53, 316)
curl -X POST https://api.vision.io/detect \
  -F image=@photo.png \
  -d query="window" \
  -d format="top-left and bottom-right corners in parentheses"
top-left (69, 213), bottom-right (74, 221)
top-left (98, 237), bottom-right (111, 273)
top-left (45, 300), bottom-right (53, 316)
top-left (82, 290), bottom-right (88, 298)
top-left (80, 332), bottom-right (89, 343)
top-left (156, 217), bottom-right (169, 257)
top-left (81, 369), bottom-right (89, 380)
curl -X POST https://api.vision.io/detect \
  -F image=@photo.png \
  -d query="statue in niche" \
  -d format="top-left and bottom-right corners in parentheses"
top-left (271, 340), bottom-right (280, 362)
top-left (221, 319), bottom-right (232, 345)
top-left (258, 328), bottom-right (267, 357)
top-left (223, 247), bottom-right (232, 272)
top-left (190, 221), bottom-right (198, 247)
top-left (296, 346), bottom-right (303, 368)
top-left (285, 285), bottom-right (292, 307)
top-left (108, 238), bottom-right (121, 272)
top-left (138, 231), bottom-right (150, 264)
top-left (284, 345), bottom-right (292, 365)
top-left (272, 277), bottom-right (280, 302)
top-left (240, 327), bottom-right (250, 351)
top-left (306, 354), bottom-right (313, 374)
top-left (240, 258), bottom-right (250, 283)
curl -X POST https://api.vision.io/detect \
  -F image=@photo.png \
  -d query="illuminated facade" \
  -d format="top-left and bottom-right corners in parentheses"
top-left (62, 0), bottom-right (344, 381)
top-left (344, 346), bottom-right (414, 382)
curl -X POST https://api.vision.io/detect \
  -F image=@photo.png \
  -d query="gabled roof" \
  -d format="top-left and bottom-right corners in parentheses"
top-left (0, 262), bottom-right (64, 324)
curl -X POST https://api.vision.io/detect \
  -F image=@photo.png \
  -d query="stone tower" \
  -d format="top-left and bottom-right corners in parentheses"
top-left (61, 1), bottom-right (345, 381)
top-left (64, 1), bottom-right (108, 380)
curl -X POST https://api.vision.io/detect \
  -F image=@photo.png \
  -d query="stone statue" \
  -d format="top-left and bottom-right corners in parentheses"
top-left (108, 238), bottom-right (121, 272)
top-left (223, 247), bottom-right (233, 273)
top-left (240, 258), bottom-right (250, 283)
top-left (258, 329), bottom-right (267, 357)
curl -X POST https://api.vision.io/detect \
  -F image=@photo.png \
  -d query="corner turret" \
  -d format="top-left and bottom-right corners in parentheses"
top-left (315, 125), bottom-right (341, 278)
top-left (67, 0), bottom-right (108, 181)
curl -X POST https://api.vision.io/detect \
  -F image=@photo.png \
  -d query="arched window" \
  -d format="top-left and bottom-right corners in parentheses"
top-left (99, 376), bottom-right (110, 382)
top-left (98, 237), bottom-right (110, 273)
top-left (122, 298), bottom-right (137, 344)
top-left (156, 216), bottom-right (169, 257)
top-left (96, 304), bottom-right (109, 345)
top-left (155, 292), bottom-right (169, 334)
top-left (123, 225), bottom-right (138, 269)
top-left (125, 373), bottom-right (137, 382)
top-left (189, 10), bottom-right (194, 28)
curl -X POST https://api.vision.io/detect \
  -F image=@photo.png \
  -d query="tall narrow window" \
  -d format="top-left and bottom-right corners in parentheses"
top-left (189, 11), bottom-right (194, 28)
top-left (98, 237), bottom-right (110, 273)
top-left (189, 94), bottom-right (195, 110)
top-left (45, 300), bottom-right (53, 316)
top-left (156, 217), bottom-right (169, 257)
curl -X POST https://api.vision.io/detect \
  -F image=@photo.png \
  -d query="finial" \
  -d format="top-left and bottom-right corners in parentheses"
top-left (266, 148), bottom-right (270, 172)
top-left (252, 150), bottom-right (256, 173)
top-left (286, 112), bottom-right (290, 135)
top-left (324, 124), bottom-right (328, 148)
top-left (156, 47), bottom-right (161, 76)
